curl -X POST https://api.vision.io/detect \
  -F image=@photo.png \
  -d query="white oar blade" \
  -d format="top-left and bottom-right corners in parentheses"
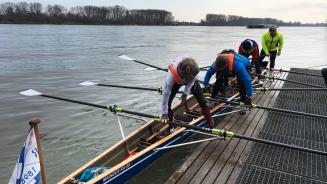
top-left (118, 54), bottom-right (135, 61)
top-left (144, 67), bottom-right (157, 71)
top-left (80, 81), bottom-right (98, 86)
top-left (19, 89), bottom-right (42, 96)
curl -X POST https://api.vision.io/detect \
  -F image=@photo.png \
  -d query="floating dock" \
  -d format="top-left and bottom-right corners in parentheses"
top-left (166, 68), bottom-right (326, 184)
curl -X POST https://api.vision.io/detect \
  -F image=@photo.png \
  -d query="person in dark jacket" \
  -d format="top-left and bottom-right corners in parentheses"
top-left (238, 39), bottom-right (262, 77)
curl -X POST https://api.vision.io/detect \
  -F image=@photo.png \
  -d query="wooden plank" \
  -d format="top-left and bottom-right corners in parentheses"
top-left (213, 73), bottom-right (286, 184)
top-left (198, 90), bottom-right (271, 184)
top-left (166, 77), bottom-right (267, 184)
top-left (224, 73), bottom-right (287, 184)
top-left (186, 73), bottom-right (285, 184)
top-left (174, 113), bottom-right (242, 184)
top-left (166, 91), bottom-right (241, 184)
top-left (186, 75), bottom-right (283, 184)
top-left (174, 87), bottom-right (266, 184)
top-left (166, 114), bottom-right (236, 184)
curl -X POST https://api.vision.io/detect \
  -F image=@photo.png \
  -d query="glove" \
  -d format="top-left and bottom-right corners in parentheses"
top-left (277, 51), bottom-right (281, 56)
top-left (180, 94), bottom-right (190, 111)
top-left (160, 114), bottom-right (169, 124)
top-left (244, 96), bottom-right (252, 110)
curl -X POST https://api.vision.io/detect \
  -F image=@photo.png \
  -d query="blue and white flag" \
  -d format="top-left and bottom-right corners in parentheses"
top-left (9, 128), bottom-right (41, 184)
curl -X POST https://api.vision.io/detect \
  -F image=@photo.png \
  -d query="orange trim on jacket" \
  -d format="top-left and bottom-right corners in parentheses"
top-left (219, 54), bottom-right (234, 72)
top-left (168, 64), bottom-right (182, 83)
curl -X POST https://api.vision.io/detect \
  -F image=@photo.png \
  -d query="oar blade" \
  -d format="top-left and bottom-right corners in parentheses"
top-left (80, 81), bottom-right (98, 86)
top-left (19, 89), bottom-right (42, 96)
top-left (118, 54), bottom-right (135, 61)
top-left (144, 67), bottom-right (157, 71)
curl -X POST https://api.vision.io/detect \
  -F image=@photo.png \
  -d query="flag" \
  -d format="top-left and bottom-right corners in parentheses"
top-left (9, 127), bottom-right (41, 184)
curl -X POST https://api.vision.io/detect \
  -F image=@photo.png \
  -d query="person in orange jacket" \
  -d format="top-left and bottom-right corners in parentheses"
top-left (161, 56), bottom-right (215, 129)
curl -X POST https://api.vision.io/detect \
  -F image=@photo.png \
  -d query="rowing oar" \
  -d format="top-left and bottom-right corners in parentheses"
top-left (169, 121), bottom-right (327, 156)
top-left (19, 89), bottom-right (159, 119)
top-left (208, 98), bottom-right (327, 120)
top-left (256, 74), bottom-right (324, 88)
top-left (80, 81), bottom-right (184, 94)
top-left (263, 67), bottom-right (323, 77)
top-left (118, 54), bottom-right (207, 85)
top-left (80, 81), bottom-right (164, 94)
top-left (118, 54), bottom-right (168, 72)
top-left (254, 87), bottom-right (327, 92)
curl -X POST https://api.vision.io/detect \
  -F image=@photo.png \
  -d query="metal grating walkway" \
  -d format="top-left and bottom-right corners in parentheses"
top-left (236, 68), bottom-right (327, 184)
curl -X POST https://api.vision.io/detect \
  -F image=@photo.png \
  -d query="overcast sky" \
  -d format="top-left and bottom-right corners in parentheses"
top-left (2, 0), bottom-right (327, 23)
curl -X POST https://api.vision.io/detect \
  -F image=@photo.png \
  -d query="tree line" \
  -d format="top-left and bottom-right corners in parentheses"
top-left (203, 14), bottom-right (326, 27)
top-left (0, 2), bottom-right (174, 25)
top-left (0, 2), bottom-right (325, 26)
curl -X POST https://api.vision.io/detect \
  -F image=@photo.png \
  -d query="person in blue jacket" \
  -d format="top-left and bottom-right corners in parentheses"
top-left (203, 51), bottom-right (253, 109)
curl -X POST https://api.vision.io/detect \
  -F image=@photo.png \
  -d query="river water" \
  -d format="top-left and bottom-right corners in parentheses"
top-left (0, 25), bottom-right (326, 183)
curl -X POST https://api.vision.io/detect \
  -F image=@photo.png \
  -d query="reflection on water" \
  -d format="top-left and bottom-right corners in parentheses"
top-left (0, 25), bottom-right (326, 183)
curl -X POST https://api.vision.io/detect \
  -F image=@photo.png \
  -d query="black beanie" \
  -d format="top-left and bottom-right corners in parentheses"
top-left (242, 40), bottom-right (252, 51)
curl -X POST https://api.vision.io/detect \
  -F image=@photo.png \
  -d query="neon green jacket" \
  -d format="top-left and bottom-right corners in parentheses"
top-left (261, 31), bottom-right (284, 54)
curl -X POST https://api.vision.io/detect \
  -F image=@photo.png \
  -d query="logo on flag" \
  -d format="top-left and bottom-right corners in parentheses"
top-left (9, 128), bottom-right (41, 184)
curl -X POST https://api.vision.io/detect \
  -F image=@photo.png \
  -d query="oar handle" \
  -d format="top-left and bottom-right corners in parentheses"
top-left (120, 109), bottom-right (159, 119)
top-left (41, 94), bottom-right (158, 119)
top-left (257, 105), bottom-right (327, 119)
top-left (255, 87), bottom-right (327, 91)
top-left (234, 134), bottom-right (327, 156)
top-left (255, 74), bottom-right (324, 88)
top-left (97, 84), bottom-right (161, 93)
top-left (208, 98), bottom-right (327, 120)
top-left (172, 121), bottom-right (327, 156)
top-left (134, 59), bottom-right (168, 72)
top-left (41, 94), bottom-right (107, 109)
top-left (169, 121), bottom-right (234, 138)
top-left (261, 67), bottom-right (323, 77)
top-left (270, 76), bottom-right (324, 88)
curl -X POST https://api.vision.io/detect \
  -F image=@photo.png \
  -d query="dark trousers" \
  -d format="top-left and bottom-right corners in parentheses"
top-left (211, 72), bottom-right (229, 97)
top-left (259, 49), bottom-right (277, 69)
top-left (168, 81), bottom-right (208, 120)
top-left (237, 77), bottom-right (246, 102)
top-left (240, 53), bottom-right (262, 75)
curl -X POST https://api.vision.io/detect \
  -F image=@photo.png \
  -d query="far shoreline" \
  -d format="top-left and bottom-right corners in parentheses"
top-left (0, 23), bottom-right (326, 27)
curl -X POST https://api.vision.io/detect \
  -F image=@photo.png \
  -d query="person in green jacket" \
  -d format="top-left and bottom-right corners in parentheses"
top-left (258, 27), bottom-right (284, 69)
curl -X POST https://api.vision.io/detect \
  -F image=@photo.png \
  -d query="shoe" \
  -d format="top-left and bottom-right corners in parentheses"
top-left (257, 80), bottom-right (264, 86)
top-left (255, 80), bottom-right (264, 85)
top-left (162, 127), bottom-right (176, 137)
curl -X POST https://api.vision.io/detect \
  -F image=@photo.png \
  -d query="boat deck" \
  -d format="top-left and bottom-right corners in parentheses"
top-left (166, 68), bottom-right (327, 184)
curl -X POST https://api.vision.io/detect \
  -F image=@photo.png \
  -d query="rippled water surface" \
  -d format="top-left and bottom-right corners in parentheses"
top-left (0, 25), bottom-right (326, 183)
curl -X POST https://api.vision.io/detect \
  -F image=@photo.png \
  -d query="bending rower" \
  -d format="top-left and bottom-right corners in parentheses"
top-left (203, 51), bottom-right (253, 112)
top-left (238, 39), bottom-right (262, 78)
top-left (161, 56), bottom-right (215, 128)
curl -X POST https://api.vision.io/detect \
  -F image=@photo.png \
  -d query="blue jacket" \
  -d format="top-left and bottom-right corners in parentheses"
top-left (204, 53), bottom-right (253, 97)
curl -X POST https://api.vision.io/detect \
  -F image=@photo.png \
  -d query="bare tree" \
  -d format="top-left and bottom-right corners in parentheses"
top-left (29, 2), bottom-right (42, 14)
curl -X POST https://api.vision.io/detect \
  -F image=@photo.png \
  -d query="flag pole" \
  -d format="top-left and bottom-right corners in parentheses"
top-left (29, 118), bottom-right (47, 184)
